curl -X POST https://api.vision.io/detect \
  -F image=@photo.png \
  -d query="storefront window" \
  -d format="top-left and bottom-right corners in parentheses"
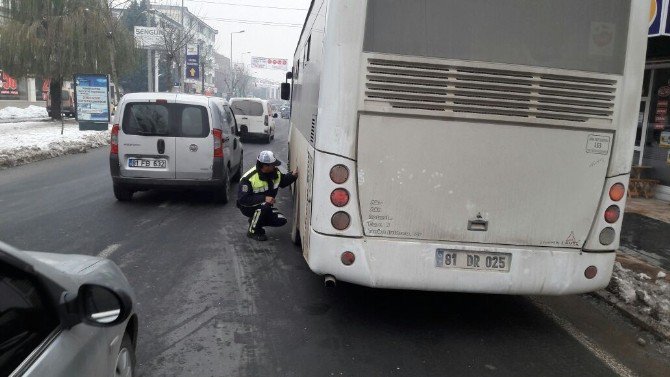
top-left (643, 68), bottom-right (670, 185)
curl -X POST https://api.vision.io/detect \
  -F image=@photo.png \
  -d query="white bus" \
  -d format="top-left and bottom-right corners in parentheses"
top-left (283, 0), bottom-right (649, 294)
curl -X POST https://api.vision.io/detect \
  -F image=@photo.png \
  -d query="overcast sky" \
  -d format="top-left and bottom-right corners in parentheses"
top-left (150, 0), bottom-right (311, 82)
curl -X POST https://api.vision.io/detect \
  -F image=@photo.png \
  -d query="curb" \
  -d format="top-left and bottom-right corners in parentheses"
top-left (591, 289), bottom-right (670, 341)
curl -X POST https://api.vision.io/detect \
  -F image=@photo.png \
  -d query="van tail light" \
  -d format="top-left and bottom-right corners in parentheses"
top-left (330, 189), bottom-right (350, 207)
top-left (110, 124), bottom-right (119, 155)
top-left (264, 115), bottom-right (269, 126)
top-left (604, 205), bottom-right (620, 223)
top-left (609, 183), bottom-right (625, 201)
top-left (213, 129), bottom-right (223, 158)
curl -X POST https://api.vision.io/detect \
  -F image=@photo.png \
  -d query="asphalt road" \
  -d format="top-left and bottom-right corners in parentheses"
top-left (1, 119), bottom-right (668, 377)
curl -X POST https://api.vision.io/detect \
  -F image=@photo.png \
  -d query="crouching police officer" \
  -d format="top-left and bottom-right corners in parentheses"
top-left (237, 150), bottom-right (298, 241)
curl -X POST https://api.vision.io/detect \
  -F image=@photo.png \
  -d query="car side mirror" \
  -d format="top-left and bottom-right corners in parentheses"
top-left (280, 83), bottom-right (291, 100)
top-left (62, 284), bottom-right (132, 328)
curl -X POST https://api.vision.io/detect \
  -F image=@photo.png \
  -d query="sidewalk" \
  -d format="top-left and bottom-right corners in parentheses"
top-left (597, 197), bottom-right (670, 340)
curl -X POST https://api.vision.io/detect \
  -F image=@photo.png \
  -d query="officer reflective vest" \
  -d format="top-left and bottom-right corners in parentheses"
top-left (242, 168), bottom-right (281, 193)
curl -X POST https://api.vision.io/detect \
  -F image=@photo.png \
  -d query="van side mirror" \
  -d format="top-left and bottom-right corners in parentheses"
top-left (280, 83), bottom-right (291, 100)
top-left (273, 113), bottom-right (279, 118)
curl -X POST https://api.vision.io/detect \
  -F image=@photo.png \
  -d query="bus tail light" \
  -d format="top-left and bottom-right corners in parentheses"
top-left (110, 124), bottom-right (119, 155)
top-left (330, 189), bottom-right (350, 207)
top-left (331, 211), bottom-right (351, 230)
top-left (584, 266), bottom-right (598, 279)
top-left (330, 165), bottom-right (349, 184)
top-left (213, 129), bottom-right (223, 157)
top-left (609, 183), bottom-right (625, 201)
top-left (604, 205), bottom-right (620, 223)
top-left (599, 227), bottom-right (615, 245)
top-left (341, 251), bottom-right (355, 266)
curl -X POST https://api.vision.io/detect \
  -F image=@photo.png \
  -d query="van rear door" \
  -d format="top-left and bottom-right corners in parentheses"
top-left (118, 99), bottom-right (176, 179)
top-left (231, 100), bottom-right (265, 134)
top-left (174, 103), bottom-right (214, 180)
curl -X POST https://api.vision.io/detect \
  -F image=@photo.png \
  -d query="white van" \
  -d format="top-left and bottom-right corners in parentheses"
top-left (109, 93), bottom-right (243, 203)
top-left (229, 97), bottom-right (277, 143)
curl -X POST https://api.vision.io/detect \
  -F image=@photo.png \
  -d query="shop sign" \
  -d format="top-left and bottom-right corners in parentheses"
top-left (0, 70), bottom-right (19, 96)
top-left (661, 131), bottom-right (670, 148)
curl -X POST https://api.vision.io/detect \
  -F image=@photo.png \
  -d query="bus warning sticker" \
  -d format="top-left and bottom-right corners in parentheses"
top-left (586, 134), bottom-right (611, 155)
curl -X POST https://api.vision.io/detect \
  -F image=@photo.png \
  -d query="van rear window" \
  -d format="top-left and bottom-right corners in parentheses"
top-left (122, 103), bottom-right (209, 138)
top-left (230, 100), bottom-right (263, 116)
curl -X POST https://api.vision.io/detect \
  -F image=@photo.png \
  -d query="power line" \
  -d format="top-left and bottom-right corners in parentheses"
top-left (199, 16), bottom-right (303, 28)
top-left (165, 0), bottom-right (308, 11)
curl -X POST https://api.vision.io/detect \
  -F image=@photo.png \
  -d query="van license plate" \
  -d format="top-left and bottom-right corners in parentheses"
top-left (435, 249), bottom-right (511, 272)
top-left (128, 158), bottom-right (166, 168)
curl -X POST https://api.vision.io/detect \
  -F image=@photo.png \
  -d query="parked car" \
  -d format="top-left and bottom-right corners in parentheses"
top-left (109, 93), bottom-right (244, 203)
top-left (229, 97), bottom-right (277, 143)
top-left (0, 241), bottom-right (138, 377)
top-left (46, 88), bottom-right (75, 118)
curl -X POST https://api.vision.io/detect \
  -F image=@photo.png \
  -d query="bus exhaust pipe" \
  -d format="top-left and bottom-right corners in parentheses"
top-left (324, 275), bottom-right (337, 288)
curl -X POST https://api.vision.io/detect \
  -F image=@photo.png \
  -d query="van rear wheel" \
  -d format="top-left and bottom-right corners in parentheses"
top-left (214, 171), bottom-right (230, 204)
top-left (113, 184), bottom-right (133, 201)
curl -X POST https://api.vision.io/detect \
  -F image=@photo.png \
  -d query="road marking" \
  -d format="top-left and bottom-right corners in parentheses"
top-left (533, 299), bottom-right (636, 377)
top-left (97, 243), bottom-right (121, 259)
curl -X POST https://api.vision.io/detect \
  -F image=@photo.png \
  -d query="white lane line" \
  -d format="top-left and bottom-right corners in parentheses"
top-left (97, 243), bottom-right (121, 259)
top-left (532, 299), bottom-right (636, 377)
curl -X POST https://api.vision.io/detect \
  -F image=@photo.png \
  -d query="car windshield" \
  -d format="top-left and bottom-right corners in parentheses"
top-left (230, 100), bottom-right (263, 116)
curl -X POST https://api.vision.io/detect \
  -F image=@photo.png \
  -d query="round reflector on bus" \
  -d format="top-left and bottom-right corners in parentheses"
top-left (330, 165), bottom-right (349, 184)
top-left (604, 205), bottom-right (620, 223)
top-left (584, 266), bottom-right (598, 279)
top-left (599, 227), bottom-right (615, 245)
top-left (609, 183), bottom-right (625, 201)
top-left (341, 251), bottom-right (355, 266)
top-left (330, 188), bottom-right (350, 207)
top-left (331, 211), bottom-right (351, 230)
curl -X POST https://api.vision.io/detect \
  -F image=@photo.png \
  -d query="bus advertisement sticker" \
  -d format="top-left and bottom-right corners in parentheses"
top-left (585, 134), bottom-right (611, 155)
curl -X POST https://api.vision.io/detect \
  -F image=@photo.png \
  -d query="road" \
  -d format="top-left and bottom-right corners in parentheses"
top-left (1, 119), bottom-right (668, 377)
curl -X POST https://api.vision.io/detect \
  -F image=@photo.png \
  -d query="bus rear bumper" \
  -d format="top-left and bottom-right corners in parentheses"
top-left (306, 230), bottom-right (615, 295)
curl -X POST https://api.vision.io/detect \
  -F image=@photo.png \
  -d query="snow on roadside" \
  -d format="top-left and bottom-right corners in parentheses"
top-left (0, 121), bottom-right (109, 168)
top-left (0, 105), bottom-right (49, 121)
top-left (606, 261), bottom-right (670, 336)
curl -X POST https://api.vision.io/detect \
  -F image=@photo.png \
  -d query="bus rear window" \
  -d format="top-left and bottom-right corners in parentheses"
top-left (231, 100), bottom-right (264, 116)
top-left (122, 103), bottom-right (209, 137)
top-left (363, 0), bottom-right (630, 74)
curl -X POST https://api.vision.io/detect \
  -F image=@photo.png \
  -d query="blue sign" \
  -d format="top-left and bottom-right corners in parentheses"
top-left (650, 0), bottom-right (668, 37)
top-left (74, 74), bottom-right (110, 130)
top-left (185, 44), bottom-right (200, 80)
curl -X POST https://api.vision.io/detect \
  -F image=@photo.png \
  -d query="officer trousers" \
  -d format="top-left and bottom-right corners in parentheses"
top-left (240, 205), bottom-right (287, 234)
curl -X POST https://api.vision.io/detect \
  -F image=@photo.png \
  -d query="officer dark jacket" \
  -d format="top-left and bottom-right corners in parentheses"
top-left (237, 167), bottom-right (297, 208)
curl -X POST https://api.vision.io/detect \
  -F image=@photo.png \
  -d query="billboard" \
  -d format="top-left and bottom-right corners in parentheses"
top-left (74, 74), bottom-right (110, 130)
top-left (185, 44), bottom-right (200, 81)
top-left (251, 56), bottom-right (289, 71)
top-left (134, 26), bottom-right (163, 49)
top-left (0, 70), bottom-right (19, 96)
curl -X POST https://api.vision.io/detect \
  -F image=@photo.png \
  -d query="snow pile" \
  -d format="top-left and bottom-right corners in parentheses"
top-left (0, 121), bottom-right (109, 168)
top-left (606, 262), bottom-right (670, 335)
top-left (0, 105), bottom-right (49, 121)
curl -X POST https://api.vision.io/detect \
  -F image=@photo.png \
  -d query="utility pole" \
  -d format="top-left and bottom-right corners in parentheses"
top-left (181, 0), bottom-right (185, 92)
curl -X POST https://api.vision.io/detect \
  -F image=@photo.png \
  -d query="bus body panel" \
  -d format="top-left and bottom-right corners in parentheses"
top-left (356, 114), bottom-right (610, 248)
top-left (306, 229), bottom-right (615, 295)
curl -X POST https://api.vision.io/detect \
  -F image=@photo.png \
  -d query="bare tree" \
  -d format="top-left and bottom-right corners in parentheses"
top-left (155, 15), bottom-right (196, 92)
top-left (225, 64), bottom-right (255, 98)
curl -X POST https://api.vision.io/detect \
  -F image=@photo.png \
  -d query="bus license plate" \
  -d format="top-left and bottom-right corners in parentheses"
top-left (436, 249), bottom-right (511, 272)
top-left (128, 158), bottom-right (167, 168)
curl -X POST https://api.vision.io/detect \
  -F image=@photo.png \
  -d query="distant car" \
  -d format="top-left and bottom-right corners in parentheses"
top-left (0, 241), bottom-right (138, 377)
top-left (109, 93), bottom-right (244, 203)
top-left (280, 106), bottom-right (290, 119)
top-left (229, 97), bottom-right (277, 143)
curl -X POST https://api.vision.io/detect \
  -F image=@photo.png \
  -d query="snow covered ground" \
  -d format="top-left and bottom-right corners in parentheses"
top-left (605, 260), bottom-right (670, 338)
top-left (0, 120), bottom-right (109, 168)
top-left (0, 105), bottom-right (50, 122)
